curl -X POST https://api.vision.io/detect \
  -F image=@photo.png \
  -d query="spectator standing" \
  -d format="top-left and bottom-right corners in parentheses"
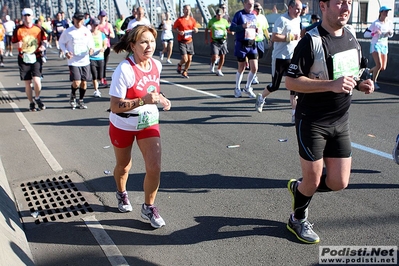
top-left (285, 0), bottom-right (374, 244)
top-left (255, 0), bottom-right (302, 123)
top-left (159, 12), bottom-right (174, 64)
top-left (127, 7), bottom-right (151, 30)
top-left (3, 15), bottom-right (16, 56)
top-left (58, 11), bottom-right (95, 110)
top-left (89, 18), bottom-right (107, 98)
top-left (364, 6), bottom-right (394, 90)
top-left (230, 0), bottom-right (258, 98)
top-left (12, 8), bottom-right (47, 111)
top-left (205, 8), bottom-right (230, 76)
top-left (173, 5), bottom-right (198, 78)
top-left (109, 25), bottom-right (171, 228)
top-left (97, 10), bottom-right (115, 87)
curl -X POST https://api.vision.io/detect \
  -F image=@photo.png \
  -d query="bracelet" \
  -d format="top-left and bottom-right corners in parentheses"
top-left (160, 92), bottom-right (166, 97)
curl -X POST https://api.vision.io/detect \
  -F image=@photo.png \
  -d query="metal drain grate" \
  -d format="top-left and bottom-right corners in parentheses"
top-left (20, 175), bottom-right (94, 225)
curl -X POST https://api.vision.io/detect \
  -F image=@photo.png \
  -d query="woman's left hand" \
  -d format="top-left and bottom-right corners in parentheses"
top-left (160, 94), bottom-right (171, 111)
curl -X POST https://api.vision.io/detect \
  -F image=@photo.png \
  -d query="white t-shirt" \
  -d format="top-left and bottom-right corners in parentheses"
top-left (109, 56), bottom-right (162, 131)
top-left (127, 18), bottom-right (151, 30)
top-left (368, 19), bottom-right (394, 46)
top-left (272, 12), bottom-right (301, 60)
top-left (58, 25), bottom-right (95, 66)
top-left (3, 20), bottom-right (16, 36)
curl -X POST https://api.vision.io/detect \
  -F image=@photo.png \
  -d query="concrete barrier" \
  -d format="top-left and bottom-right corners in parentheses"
top-left (0, 158), bottom-right (34, 266)
top-left (156, 30), bottom-right (399, 83)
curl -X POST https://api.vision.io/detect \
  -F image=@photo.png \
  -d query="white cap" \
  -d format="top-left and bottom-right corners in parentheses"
top-left (5, 15), bottom-right (10, 21)
top-left (21, 8), bottom-right (33, 16)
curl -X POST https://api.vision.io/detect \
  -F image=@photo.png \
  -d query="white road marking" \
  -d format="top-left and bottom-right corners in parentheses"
top-left (83, 216), bottom-right (129, 266)
top-left (161, 79), bottom-right (223, 98)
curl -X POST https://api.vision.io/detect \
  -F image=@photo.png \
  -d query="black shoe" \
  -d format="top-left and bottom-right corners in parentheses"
top-left (35, 98), bottom-right (46, 110)
top-left (29, 102), bottom-right (37, 112)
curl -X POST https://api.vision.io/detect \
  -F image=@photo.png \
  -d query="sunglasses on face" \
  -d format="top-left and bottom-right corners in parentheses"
top-left (23, 14), bottom-right (31, 17)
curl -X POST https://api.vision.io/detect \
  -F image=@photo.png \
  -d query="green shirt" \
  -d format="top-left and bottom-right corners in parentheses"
top-left (207, 17), bottom-right (230, 41)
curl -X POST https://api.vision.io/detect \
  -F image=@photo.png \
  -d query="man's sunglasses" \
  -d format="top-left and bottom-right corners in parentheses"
top-left (23, 14), bottom-right (31, 16)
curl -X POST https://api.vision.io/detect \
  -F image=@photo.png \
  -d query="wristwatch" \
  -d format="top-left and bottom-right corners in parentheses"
top-left (138, 98), bottom-right (144, 106)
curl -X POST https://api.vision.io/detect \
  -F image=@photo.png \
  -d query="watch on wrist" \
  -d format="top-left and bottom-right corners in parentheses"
top-left (138, 98), bottom-right (144, 106)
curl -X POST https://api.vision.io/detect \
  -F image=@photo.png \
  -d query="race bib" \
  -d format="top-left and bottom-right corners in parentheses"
top-left (214, 29), bottom-right (225, 39)
top-left (23, 53), bottom-right (37, 64)
top-left (137, 109), bottom-right (159, 129)
top-left (74, 45), bottom-right (88, 56)
top-left (244, 28), bottom-right (256, 40)
top-left (184, 30), bottom-right (193, 40)
top-left (332, 49), bottom-right (359, 80)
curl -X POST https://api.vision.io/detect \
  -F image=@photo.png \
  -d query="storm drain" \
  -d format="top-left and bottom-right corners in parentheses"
top-left (16, 173), bottom-right (102, 227)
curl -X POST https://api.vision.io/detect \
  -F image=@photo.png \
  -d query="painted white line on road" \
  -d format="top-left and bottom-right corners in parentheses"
top-left (352, 142), bottom-right (392, 160)
top-left (0, 84), bottom-right (63, 172)
top-left (83, 216), bottom-right (129, 266)
top-left (161, 79), bottom-right (223, 98)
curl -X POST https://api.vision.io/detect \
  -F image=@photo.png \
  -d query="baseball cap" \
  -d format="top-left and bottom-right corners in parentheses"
top-left (99, 10), bottom-right (107, 17)
top-left (302, 4), bottom-right (307, 8)
top-left (379, 6), bottom-right (391, 12)
top-left (216, 9), bottom-right (223, 15)
top-left (73, 11), bottom-right (85, 20)
top-left (91, 18), bottom-right (100, 25)
top-left (22, 8), bottom-right (33, 16)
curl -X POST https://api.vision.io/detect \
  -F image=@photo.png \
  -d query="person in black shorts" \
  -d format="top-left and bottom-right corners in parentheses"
top-left (284, 0), bottom-right (374, 244)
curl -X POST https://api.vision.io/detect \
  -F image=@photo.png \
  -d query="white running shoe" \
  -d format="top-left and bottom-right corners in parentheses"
top-left (116, 191), bottom-right (133, 213)
top-left (93, 90), bottom-right (102, 97)
top-left (0, 62), bottom-right (4, 67)
top-left (210, 64), bottom-right (215, 73)
top-left (141, 204), bottom-right (165, 228)
top-left (255, 93), bottom-right (265, 113)
top-left (9, 52), bottom-right (13, 57)
top-left (234, 88), bottom-right (242, 98)
top-left (216, 70), bottom-right (224, 76)
top-left (159, 51), bottom-right (164, 61)
top-left (166, 59), bottom-right (172, 64)
top-left (252, 76), bottom-right (260, 84)
top-left (244, 87), bottom-right (256, 98)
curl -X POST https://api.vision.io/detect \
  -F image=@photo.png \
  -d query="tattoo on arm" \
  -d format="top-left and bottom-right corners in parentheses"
top-left (118, 100), bottom-right (136, 110)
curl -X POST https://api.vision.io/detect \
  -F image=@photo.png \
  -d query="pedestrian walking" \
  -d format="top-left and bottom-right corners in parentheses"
top-left (255, 0), bottom-right (302, 123)
top-left (230, 0), bottom-right (258, 98)
top-left (12, 8), bottom-right (47, 111)
top-left (284, 0), bottom-right (374, 244)
top-left (159, 12), bottom-right (174, 64)
top-left (205, 8), bottom-right (230, 76)
top-left (364, 6), bottom-right (394, 90)
top-left (89, 18), bottom-right (107, 98)
top-left (97, 10), bottom-right (115, 87)
top-left (3, 15), bottom-right (16, 56)
top-left (109, 25), bottom-right (171, 228)
top-left (58, 11), bottom-right (95, 110)
top-left (173, 5), bottom-right (198, 78)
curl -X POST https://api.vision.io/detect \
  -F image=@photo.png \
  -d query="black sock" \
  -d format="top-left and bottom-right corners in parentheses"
top-left (317, 174), bottom-right (333, 192)
top-left (71, 85), bottom-right (78, 97)
top-left (79, 88), bottom-right (86, 100)
top-left (294, 188), bottom-right (312, 220)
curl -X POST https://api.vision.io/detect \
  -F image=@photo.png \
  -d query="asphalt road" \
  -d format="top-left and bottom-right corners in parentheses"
top-left (0, 47), bottom-right (398, 266)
